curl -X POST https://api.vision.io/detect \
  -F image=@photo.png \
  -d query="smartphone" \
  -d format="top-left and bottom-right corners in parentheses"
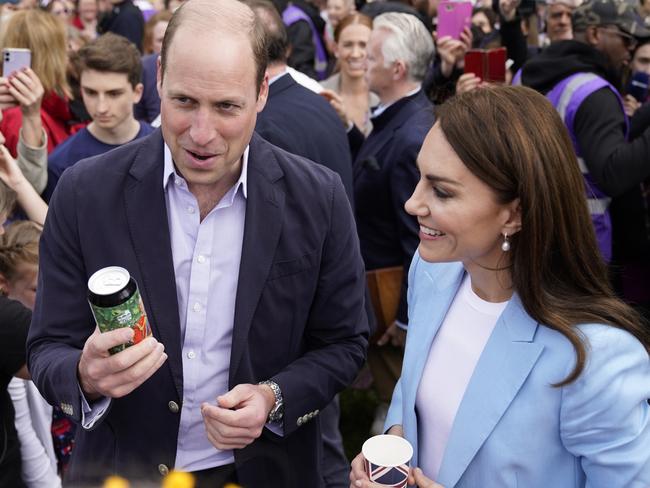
top-left (2, 48), bottom-right (31, 78)
top-left (437, 1), bottom-right (472, 40)
top-left (463, 50), bottom-right (484, 79)
top-left (463, 48), bottom-right (506, 83)
top-left (626, 71), bottom-right (650, 103)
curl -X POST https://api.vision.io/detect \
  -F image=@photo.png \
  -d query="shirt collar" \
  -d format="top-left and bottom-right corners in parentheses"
top-left (163, 143), bottom-right (249, 200)
top-left (372, 86), bottom-right (421, 118)
top-left (268, 68), bottom-right (289, 86)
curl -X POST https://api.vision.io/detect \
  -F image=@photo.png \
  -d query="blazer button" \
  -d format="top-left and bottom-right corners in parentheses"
top-left (168, 401), bottom-right (179, 414)
top-left (158, 464), bottom-right (169, 476)
top-left (297, 417), bottom-right (303, 426)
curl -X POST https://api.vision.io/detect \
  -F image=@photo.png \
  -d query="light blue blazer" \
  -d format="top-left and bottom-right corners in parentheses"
top-left (385, 253), bottom-right (650, 488)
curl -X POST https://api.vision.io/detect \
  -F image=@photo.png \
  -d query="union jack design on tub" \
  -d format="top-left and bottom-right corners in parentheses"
top-left (365, 458), bottom-right (409, 487)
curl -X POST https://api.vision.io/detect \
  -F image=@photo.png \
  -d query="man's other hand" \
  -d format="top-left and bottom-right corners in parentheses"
top-left (201, 383), bottom-right (275, 450)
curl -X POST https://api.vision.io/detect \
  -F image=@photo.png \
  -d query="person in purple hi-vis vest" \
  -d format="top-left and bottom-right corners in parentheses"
top-left (518, 0), bottom-right (650, 262)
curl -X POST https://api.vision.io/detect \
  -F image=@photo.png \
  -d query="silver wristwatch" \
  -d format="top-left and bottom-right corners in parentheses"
top-left (259, 380), bottom-right (284, 422)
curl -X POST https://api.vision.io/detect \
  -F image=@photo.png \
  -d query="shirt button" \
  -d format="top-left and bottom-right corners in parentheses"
top-left (193, 302), bottom-right (202, 312)
top-left (187, 351), bottom-right (196, 359)
top-left (197, 255), bottom-right (206, 263)
top-left (168, 401), bottom-right (179, 413)
top-left (158, 464), bottom-right (169, 476)
top-left (175, 178), bottom-right (182, 186)
top-left (187, 206), bottom-right (195, 214)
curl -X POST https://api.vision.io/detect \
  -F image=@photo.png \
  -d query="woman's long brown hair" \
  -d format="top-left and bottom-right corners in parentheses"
top-left (437, 85), bottom-right (650, 385)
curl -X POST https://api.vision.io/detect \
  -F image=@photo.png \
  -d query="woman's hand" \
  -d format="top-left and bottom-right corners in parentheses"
top-left (456, 73), bottom-right (484, 95)
top-left (7, 68), bottom-right (44, 119)
top-left (0, 77), bottom-right (18, 111)
top-left (377, 322), bottom-right (406, 347)
top-left (437, 28), bottom-right (472, 78)
top-left (6, 69), bottom-right (45, 147)
top-left (499, 0), bottom-right (521, 22)
top-left (623, 94), bottom-right (641, 117)
top-left (349, 451), bottom-right (371, 487)
top-left (349, 426), bottom-right (405, 487)
top-left (0, 144), bottom-right (28, 190)
top-left (320, 89), bottom-right (351, 127)
top-left (408, 467), bottom-right (445, 488)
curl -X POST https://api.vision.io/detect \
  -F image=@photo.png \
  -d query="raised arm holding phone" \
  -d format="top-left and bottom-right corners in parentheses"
top-left (0, 67), bottom-right (49, 194)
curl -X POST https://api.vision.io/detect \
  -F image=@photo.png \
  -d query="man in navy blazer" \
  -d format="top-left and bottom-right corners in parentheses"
top-left (27, 0), bottom-right (368, 486)
top-left (134, 53), bottom-right (161, 123)
top-left (252, 2), bottom-right (354, 486)
top-left (254, 3), bottom-right (353, 202)
top-left (349, 12), bottom-right (435, 429)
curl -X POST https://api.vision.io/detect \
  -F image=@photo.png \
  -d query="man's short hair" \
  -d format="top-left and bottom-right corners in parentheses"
top-left (78, 33), bottom-right (142, 88)
top-left (373, 12), bottom-right (434, 83)
top-left (245, 0), bottom-right (289, 64)
top-left (160, 0), bottom-right (269, 94)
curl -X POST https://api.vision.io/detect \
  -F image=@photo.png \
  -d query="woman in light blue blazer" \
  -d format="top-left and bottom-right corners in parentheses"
top-left (350, 86), bottom-right (650, 488)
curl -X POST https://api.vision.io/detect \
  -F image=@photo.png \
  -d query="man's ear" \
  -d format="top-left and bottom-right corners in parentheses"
top-left (0, 273), bottom-right (10, 296)
top-left (585, 25), bottom-right (600, 47)
top-left (156, 56), bottom-right (163, 98)
top-left (393, 59), bottom-right (407, 81)
top-left (132, 82), bottom-right (144, 104)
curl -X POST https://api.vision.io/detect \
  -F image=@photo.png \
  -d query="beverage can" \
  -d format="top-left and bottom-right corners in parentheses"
top-left (88, 266), bottom-right (152, 354)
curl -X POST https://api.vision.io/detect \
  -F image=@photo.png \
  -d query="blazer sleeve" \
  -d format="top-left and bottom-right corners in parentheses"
top-left (271, 174), bottom-right (369, 437)
top-left (383, 252), bottom-right (422, 432)
top-left (27, 167), bottom-right (95, 426)
top-left (560, 325), bottom-right (650, 487)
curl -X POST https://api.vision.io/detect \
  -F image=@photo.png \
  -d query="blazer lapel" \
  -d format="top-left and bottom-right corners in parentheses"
top-left (437, 295), bottom-right (544, 487)
top-left (404, 263), bottom-right (464, 413)
top-left (229, 134), bottom-right (285, 386)
top-left (268, 72), bottom-right (295, 99)
top-left (124, 130), bottom-right (183, 399)
top-left (353, 92), bottom-right (430, 181)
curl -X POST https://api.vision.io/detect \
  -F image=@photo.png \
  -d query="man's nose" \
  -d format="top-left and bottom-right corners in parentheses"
top-left (189, 109), bottom-right (216, 146)
top-left (96, 95), bottom-right (108, 113)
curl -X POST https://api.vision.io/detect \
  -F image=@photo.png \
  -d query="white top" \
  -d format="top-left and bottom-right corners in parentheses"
top-left (8, 379), bottom-right (61, 488)
top-left (415, 274), bottom-right (508, 479)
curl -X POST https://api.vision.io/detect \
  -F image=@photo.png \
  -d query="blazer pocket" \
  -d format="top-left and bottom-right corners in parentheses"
top-left (267, 250), bottom-right (319, 280)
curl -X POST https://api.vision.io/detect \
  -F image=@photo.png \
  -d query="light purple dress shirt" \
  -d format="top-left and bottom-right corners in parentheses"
top-left (163, 144), bottom-right (247, 471)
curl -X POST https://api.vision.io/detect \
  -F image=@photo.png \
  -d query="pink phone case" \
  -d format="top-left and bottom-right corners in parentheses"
top-left (437, 1), bottom-right (473, 40)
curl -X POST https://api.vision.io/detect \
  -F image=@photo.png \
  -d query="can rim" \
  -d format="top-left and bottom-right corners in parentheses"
top-left (88, 266), bottom-right (131, 296)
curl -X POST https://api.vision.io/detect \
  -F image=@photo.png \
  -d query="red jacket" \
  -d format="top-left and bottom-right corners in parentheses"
top-left (0, 91), bottom-right (84, 156)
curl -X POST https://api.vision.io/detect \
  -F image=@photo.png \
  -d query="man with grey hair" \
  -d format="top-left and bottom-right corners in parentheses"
top-left (349, 11), bottom-right (435, 436)
top-left (27, 0), bottom-right (368, 486)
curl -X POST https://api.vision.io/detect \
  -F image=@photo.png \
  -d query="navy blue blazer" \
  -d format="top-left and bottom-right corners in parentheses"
top-left (351, 90), bottom-right (434, 324)
top-left (134, 53), bottom-right (160, 123)
top-left (27, 130), bottom-right (368, 486)
top-left (255, 73), bottom-right (354, 202)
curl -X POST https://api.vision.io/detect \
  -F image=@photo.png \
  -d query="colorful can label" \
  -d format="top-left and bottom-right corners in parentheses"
top-left (88, 267), bottom-right (152, 355)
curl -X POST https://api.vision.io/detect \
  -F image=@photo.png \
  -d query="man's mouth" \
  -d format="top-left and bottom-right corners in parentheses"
top-left (186, 149), bottom-right (215, 161)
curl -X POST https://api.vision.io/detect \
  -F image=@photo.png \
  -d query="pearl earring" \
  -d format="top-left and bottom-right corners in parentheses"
top-left (501, 233), bottom-right (511, 252)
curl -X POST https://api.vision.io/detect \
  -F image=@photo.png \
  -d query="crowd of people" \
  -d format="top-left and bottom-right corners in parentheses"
top-left (0, 0), bottom-right (648, 486)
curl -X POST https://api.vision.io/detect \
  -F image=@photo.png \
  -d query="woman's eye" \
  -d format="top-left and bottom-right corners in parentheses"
top-left (434, 187), bottom-right (452, 199)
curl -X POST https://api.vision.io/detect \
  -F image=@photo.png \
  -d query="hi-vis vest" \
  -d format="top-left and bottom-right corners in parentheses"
top-left (515, 71), bottom-right (629, 262)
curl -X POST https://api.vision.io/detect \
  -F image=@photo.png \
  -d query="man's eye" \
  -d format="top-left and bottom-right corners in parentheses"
top-left (219, 103), bottom-right (239, 112)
